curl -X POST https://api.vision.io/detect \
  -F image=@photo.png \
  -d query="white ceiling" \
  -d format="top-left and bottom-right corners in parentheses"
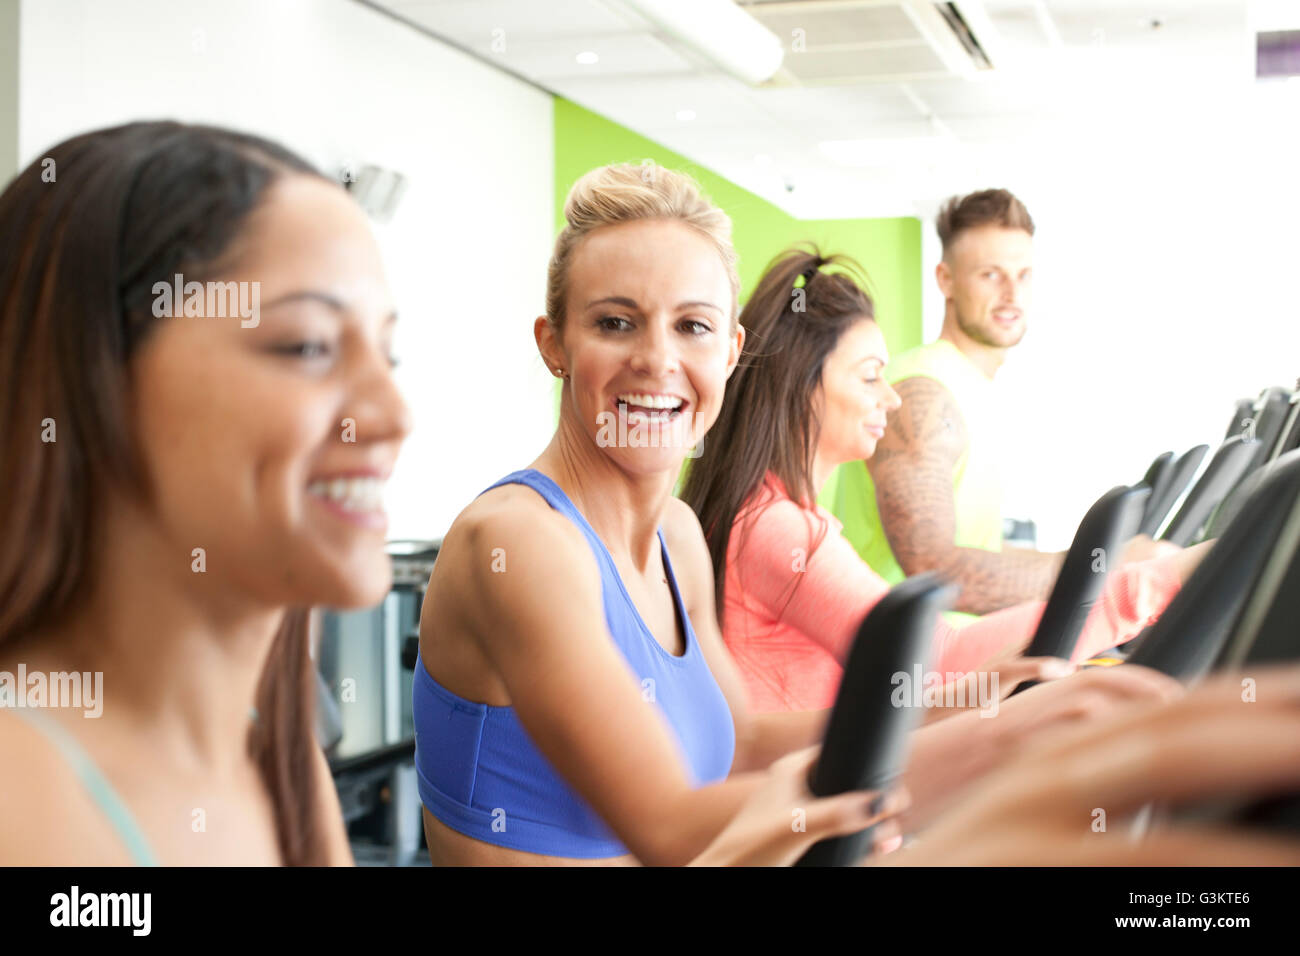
top-left (369, 0), bottom-right (1300, 218)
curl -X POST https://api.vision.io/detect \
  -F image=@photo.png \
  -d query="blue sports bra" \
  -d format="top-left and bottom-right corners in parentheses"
top-left (412, 469), bottom-right (736, 858)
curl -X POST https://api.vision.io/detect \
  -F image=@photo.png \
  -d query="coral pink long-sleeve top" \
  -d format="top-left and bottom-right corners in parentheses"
top-left (721, 474), bottom-right (1183, 712)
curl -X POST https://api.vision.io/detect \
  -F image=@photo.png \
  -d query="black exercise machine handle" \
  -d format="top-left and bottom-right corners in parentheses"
top-left (794, 574), bottom-right (954, 866)
top-left (1161, 436), bottom-right (1260, 546)
top-left (1128, 450), bottom-right (1300, 680)
top-left (1140, 445), bottom-right (1208, 537)
top-left (1011, 485), bottom-right (1148, 696)
top-left (1136, 451), bottom-right (1174, 536)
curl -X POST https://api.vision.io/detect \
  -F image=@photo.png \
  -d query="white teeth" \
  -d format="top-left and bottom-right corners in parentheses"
top-left (617, 393), bottom-right (683, 410)
top-left (308, 477), bottom-right (386, 512)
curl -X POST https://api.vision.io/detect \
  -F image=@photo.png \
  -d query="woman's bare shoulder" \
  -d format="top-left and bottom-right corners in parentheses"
top-left (438, 483), bottom-right (592, 578)
top-left (0, 709), bottom-right (134, 864)
top-left (661, 496), bottom-right (709, 563)
top-left (426, 482), bottom-right (603, 645)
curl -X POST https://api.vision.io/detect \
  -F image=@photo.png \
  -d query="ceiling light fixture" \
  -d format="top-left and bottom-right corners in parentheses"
top-left (576, 51), bottom-right (599, 65)
top-left (676, 109), bottom-right (697, 121)
top-left (622, 0), bottom-right (784, 84)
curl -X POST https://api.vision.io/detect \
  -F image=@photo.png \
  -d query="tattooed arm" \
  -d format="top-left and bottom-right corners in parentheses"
top-left (867, 376), bottom-right (1064, 615)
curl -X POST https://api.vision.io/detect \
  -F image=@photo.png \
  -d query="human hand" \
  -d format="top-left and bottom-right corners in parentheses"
top-left (690, 745), bottom-right (908, 866)
top-left (887, 666), bottom-right (1300, 865)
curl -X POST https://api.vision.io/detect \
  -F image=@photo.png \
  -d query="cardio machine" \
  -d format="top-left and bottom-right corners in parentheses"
top-left (1127, 458), bottom-right (1300, 838)
top-left (1205, 486), bottom-right (1300, 835)
top-left (1136, 445), bottom-right (1207, 537)
top-left (794, 574), bottom-right (954, 866)
top-left (1125, 449), bottom-right (1300, 680)
top-left (1158, 386), bottom-right (1295, 546)
top-left (797, 481), bottom-right (1153, 863)
top-left (1009, 484), bottom-right (1149, 693)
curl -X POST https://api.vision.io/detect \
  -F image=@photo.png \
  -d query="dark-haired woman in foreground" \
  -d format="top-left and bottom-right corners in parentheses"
top-left (0, 121), bottom-right (397, 864)
top-left (683, 248), bottom-right (1205, 713)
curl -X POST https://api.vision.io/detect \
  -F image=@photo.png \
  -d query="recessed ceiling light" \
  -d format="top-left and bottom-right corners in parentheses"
top-left (576, 51), bottom-right (599, 65)
top-left (676, 109), bottom-right (697, 121)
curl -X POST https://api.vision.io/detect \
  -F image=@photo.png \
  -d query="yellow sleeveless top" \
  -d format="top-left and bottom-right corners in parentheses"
top-left (821, 339), bottom-right (1004, 627)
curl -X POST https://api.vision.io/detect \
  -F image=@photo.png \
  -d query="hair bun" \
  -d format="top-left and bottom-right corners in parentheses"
top-left (798, 260), bottom-right (821, 287)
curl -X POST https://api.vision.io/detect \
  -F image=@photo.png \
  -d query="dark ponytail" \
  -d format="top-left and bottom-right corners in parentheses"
top-left (0, 121), bottom-right (332, 865)
top-left (681, 246), bottom-right (876, 624)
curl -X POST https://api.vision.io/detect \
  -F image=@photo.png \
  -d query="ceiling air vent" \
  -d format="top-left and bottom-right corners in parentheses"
top-left (740, 0), bottom-right (1001, 85)
top-left (934, 2), bottom-right (992, 69)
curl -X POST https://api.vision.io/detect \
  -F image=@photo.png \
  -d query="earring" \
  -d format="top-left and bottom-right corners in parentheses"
top-left (554, 367), bottom-right (566, 378)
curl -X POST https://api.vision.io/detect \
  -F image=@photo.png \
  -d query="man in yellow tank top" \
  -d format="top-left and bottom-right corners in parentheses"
top-left (830, 189), bottom-right (1064, 625)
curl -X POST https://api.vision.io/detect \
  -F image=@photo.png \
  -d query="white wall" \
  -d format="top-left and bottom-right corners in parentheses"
top-left (0, 0), bottom-right (16, 183)
top-left (988, 80), bottom-right (1300, 548)
top-left (902, 72), bottom-right (1300, 548)
top-left (18, 0), bottom-right (556, 541)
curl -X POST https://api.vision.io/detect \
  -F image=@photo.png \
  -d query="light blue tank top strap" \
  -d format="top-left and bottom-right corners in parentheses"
top-left (5, 707), bottom-right (160, 866)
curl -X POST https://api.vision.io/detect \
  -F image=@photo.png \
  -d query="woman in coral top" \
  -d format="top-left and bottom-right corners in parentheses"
top-left (682, 248), bottom-right (1204, 712)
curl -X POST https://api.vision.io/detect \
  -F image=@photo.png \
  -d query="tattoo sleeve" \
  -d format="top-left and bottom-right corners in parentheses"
top-left (868, 376), bottom-right (1064, 615)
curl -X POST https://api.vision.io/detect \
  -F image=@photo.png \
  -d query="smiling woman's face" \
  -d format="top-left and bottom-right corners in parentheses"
top-left (127, 174), bottom-right (412, 610)
top-left (542, 218), bottom-right (743, 478)
top-left (813, 318), bottom-right (901, 466)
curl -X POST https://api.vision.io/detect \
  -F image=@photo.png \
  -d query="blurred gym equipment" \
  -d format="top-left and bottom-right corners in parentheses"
top-left (319, 539), bottom-right (439, 865)
top-left (795, 574), bottom-right (953, 866)
top-left (1011, 484), bottom-right (1148, 695)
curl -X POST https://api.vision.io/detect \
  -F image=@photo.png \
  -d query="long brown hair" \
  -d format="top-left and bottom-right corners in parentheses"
top-left (680, 246), bottom-right (876, 624)
top-left (0, 121), bottom-right (331, 865)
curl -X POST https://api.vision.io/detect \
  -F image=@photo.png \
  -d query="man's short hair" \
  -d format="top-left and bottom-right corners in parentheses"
top-left (936, 189), bottom-right (1034, 257)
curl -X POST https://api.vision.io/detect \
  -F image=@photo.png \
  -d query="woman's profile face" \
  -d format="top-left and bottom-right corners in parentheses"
top-left (813, 318), bottom-right (901, 466)
top-left (127, 174), bottom-right (412, 610)
top-left (541, 218), bottom-right (742, 478)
